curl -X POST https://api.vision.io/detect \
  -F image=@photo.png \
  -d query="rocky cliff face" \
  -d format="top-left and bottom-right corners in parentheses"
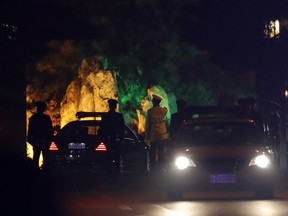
top-left (26, 56), bottom-right (174, 137)
top-left (60, 57), bottom-right (118, 127)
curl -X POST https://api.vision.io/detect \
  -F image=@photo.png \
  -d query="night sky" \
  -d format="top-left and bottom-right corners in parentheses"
top-left (1, 0), bottom-right (288, 102)
top-left (1, 1), bottom-right (286, 66)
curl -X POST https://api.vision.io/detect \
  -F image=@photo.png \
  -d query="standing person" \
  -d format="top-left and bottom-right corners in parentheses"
top-left (267, 101), bottom-right (281, 166)
top-left (145, 94), bottom-right (169, 172)
top-left (99, 99), bottom-right (125, 177)
top-left (244, 96), bottom-right (264, 134)
top-left (27, 101), bottom-right (53, 172)
top-left (170, 99), bottom-right (186, 139)
top-left (237, 97), bottom-right (264, 133)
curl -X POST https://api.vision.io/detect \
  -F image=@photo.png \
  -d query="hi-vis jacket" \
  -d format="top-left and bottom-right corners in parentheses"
top-left (145, 106), bottom-right (168, 142)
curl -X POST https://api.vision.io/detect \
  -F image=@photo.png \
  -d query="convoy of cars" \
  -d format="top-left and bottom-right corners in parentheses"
top-left (49, 112), bottom-right (150, 174)
top-left (45, 106), bottom-right (276, 200)
top-left (163, 106), bottom-right (277, 200)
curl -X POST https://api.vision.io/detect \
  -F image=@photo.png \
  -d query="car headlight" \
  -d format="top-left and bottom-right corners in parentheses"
top-left (249, 154), bottom-right (271, 168)
top-left (175, 156), bottom-right (196, 170)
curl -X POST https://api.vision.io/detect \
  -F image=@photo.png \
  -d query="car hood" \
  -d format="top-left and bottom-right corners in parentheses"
top-left (171, 145), bottom-right (268, 159)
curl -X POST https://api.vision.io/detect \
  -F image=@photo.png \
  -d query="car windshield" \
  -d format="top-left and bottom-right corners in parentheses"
top-left (177, 121), bottom-right (264, 146)
top-left (60, 121), bottom-right (101, 138)
top-left (58, 121), bottom-right (136, 140)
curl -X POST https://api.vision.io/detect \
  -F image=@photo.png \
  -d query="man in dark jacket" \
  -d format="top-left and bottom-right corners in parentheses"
top-left (27, 101), bottom-right (53, 172)
top-left (99, 99), bottom-right (125, 176)
top-left (170, 99), bottom-right (186, 139)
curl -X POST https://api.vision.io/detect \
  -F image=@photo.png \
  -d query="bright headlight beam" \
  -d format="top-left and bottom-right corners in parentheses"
top-left (255, 155), bottom-right (270, 168)
top-left (249, 155), bottom-right (270, 168)
top-left (175, 156), bottom-right (196, 170)
top-left (175, 156), bottom-right (190, 170)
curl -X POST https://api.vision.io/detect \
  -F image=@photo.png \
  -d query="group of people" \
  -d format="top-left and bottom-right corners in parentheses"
top-left (27, 95), bottom-right (184, 174)
top-left (27, 98), bottom-right (125, 176)
top-left (28, 94), bottom-right (282, 174)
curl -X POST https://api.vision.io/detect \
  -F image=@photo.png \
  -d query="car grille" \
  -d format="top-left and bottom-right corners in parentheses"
top-left (197, 158), bottom-right (246, 173)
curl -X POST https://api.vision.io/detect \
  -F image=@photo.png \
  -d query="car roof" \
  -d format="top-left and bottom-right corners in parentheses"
top-left (180, 105), bottom-right (257, 127)
top-left (182, 117), bottom-right (255, 125)
top-left (63, 119), bottom-right (132, 132)
top-left (183, 105), bottom-right (253, 119)
top-left (75, 111), bottom-right (106, 120)
top-left (66, 120), bottom-right (101, 126)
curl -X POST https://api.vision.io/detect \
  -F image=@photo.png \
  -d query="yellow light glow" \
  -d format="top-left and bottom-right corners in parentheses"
top-left (26, 142), bottom-right (43, 168)
top-left (264, 19), bottom-right (281, 38)
top-left (275, 20), bottom-right (280, 35)
top-left (285, 90), bottom-right (288, 98)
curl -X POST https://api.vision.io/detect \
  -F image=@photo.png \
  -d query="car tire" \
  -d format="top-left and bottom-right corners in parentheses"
top-left (255, 184), bottom-right (274, 199)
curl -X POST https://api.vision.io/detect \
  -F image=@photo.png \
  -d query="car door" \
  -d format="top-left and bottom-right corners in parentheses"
top-left (121, 126), bottom-right (149, 172)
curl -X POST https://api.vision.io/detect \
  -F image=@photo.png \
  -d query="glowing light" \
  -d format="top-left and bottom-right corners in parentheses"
top-left (175, 156), bottom-right (190, 170)
top-left (249, 154), bottom-right (271, 168)
top-left (264, 19), bottom-right (281, 39)
top-left (175, 156), bottom-right (196, 170)
top-left (26, 142), bottom-right (43, 168)
top-left (95, 142), bottom-right (107, 151)
top-left (49, 142), bottom-right (59, 151)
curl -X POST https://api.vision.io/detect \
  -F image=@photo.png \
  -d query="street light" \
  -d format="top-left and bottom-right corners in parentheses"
top-left (264, 19), bottom-right (280, 39)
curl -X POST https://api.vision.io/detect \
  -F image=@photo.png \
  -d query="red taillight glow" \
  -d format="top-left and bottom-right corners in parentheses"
top-left (95, 142), bottom-right (106, 151)
top-left (49, 142), bottom-right (59, 151)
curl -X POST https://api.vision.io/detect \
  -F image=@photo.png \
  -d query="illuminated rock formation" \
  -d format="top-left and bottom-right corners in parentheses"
top-left (60, 57), bottom-right (118, 127)
top-left (59, 57), bottom-right (174, 135)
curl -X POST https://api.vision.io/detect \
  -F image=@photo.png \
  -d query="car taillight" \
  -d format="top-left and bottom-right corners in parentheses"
top-left (49, 142), bottom-right (59, 151)
top-left (95, 142), bottom-right (106, 151)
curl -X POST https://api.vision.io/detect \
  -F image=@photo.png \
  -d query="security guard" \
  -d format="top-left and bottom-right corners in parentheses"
top-left (99, 99), bottom-right (125, 176)
top-left (145, 94), bottom-right (169, 171)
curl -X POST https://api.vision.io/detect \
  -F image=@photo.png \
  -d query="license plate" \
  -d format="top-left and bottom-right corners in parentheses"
top-left (68, 142), bottom-right (86, 149)
top-left (210, 174), bottom-right (236, 184)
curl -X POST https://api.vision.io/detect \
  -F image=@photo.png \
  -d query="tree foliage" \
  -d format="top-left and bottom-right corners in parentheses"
top-left (26, 40), bottom-right (83, 103)
top-left (25, 0), bottom-right (255, 109)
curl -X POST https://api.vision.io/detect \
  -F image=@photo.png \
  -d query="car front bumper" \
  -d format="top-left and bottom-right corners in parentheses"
top-left (165, 165), bottom-right (276, 191)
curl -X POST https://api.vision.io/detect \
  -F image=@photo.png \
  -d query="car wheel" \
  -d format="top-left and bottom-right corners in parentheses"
top-left (255, 185), bottom-right (274, 199)
top-left (167, 188), bottom-right (183, 201)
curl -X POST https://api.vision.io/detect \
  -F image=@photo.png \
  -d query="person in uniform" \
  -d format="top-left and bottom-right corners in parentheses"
top-left (99, 99), bottom-right (125, 176)
top-left (27, 101), bottom-right (53, 172)
top-left (145, 94), bottom-right (169, 171)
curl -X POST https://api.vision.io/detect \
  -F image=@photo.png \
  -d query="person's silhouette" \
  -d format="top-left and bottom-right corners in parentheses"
top-left (99, 99), bottom-right (125, 177)
top-left (170, 99), bottom-right (186, 139)
top-left (27, 101), bottom-right (53, 172)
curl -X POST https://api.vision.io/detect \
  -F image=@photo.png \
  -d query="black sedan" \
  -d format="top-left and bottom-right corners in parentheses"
top-left (164, 106), bottom-right (277, 200)
top-left (49, 113), bottom-right (150, 174)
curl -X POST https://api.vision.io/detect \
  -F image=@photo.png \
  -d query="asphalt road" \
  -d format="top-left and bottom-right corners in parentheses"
top-left (45, 168), bottom-right (288, 216)
top-left (3, 165), bottom-right (288, 216)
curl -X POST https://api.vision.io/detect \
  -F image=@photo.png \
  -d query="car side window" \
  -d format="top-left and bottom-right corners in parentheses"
top-left (124, 126), bottom-right (138, 141)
